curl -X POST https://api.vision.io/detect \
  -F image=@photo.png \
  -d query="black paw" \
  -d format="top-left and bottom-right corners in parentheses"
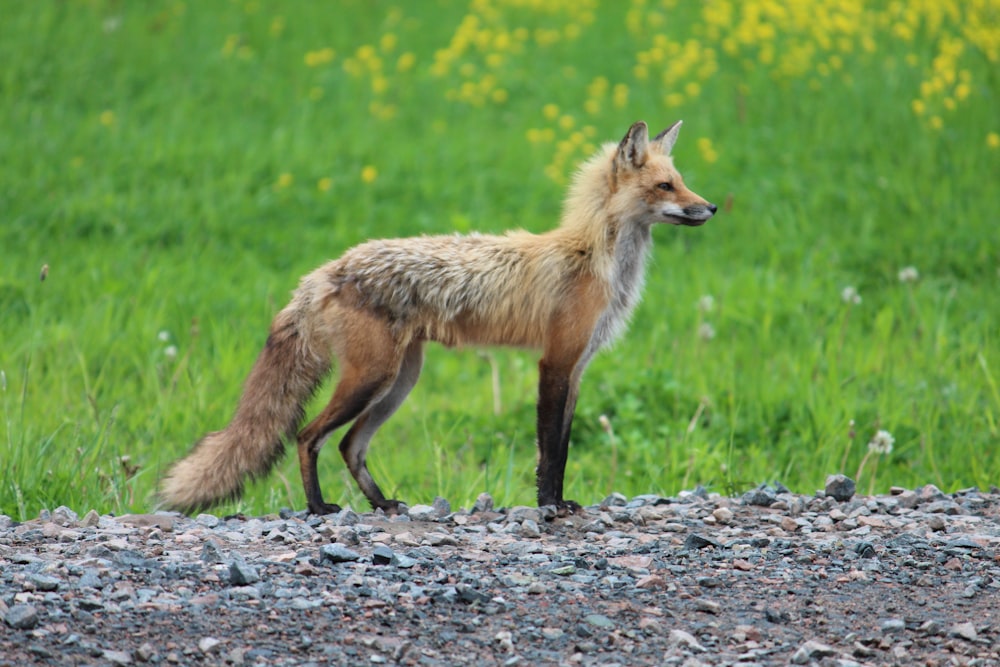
top-left (309, 502), bottom-right (343, 516)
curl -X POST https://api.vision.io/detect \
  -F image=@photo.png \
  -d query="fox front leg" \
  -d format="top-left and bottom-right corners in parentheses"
top-left (535, 358), bottom-right (584, 515)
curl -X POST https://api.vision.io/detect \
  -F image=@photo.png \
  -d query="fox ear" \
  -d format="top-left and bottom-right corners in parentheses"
top-left (653, 120), bottom-right (683, 155)
top-left (616, 121), bottom-right (650, 170)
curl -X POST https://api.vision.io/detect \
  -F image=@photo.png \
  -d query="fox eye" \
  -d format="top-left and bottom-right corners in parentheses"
top-left (657, 182), bottom-right (675, 192)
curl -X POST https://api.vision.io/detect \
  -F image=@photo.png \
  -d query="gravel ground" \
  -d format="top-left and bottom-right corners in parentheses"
top-left (2, 482), bottom-right (998, 666)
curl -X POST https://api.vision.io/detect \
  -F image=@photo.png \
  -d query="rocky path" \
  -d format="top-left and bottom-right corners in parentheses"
top-left (2, 483), bottom-right (998, 666)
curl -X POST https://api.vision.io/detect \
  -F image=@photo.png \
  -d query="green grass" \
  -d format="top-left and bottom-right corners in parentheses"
top-left (2, 1), bottom-right (998, 519)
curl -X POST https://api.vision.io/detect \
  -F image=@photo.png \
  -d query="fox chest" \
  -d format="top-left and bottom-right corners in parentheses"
top-left (589, 225), bottom-right (652, 353)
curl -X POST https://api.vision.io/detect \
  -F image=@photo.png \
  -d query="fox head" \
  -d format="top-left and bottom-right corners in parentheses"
top-left (611, 120), bottom-right (716, 227)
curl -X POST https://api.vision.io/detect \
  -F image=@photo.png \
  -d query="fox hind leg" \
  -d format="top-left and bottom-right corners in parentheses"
top-left (338, 341), bottom-right (424, 514)
top-left (297, 324), bottom-right (407, 515)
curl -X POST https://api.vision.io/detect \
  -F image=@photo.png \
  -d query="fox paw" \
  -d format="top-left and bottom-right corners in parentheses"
top-left (308, 502), bottom-right (343, 516)
top-left (556, 499), bottom-right (584, 516)
top-left (372, 499), bottom-right (407, 516)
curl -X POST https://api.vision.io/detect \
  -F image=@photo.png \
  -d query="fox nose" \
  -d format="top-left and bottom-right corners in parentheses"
top-left (707, 203), bottom-right (718, 215)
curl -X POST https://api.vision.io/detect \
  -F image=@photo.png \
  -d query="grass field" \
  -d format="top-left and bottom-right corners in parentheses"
top-left (2, 0), bottom-right (998, 519)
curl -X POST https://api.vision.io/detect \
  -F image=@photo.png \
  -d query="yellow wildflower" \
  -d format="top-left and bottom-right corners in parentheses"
top-left (361, 165), bottom-right (378, 184)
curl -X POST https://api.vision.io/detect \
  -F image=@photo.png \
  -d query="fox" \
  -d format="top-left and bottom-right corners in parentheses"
top-left (159, 120), bottom-right (716, 516)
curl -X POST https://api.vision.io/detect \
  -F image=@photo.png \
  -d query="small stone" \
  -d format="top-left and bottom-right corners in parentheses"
top-left (927, 514), bottom-right (946, 531)
top-left (584, 613), bottom-right (615, 629)
top-left (79, 509), bottom-right (101, 527)
top-left (135, 643), bottom-right (155, 662)
top-left (550, 564), bottom-right (577, 576)
top-left (198, 637), bottom-right (222, 654)
top-left (432, 496), bottom-right (451, 516)
top-left (917, 484), bottom-right (946, 501)
top-left (520, 519), bottom-right (541, 538)
top-left (372, 545), bottom-right (395, 565)
top-left (694, 598), bottom-right (721, 614)
top-left (392, 553), bottom-right (417, 568)
top-left (668, 628), bottom-right (705, 652)
top-left (103, 649), bottom-right (133, 665)
top-left (601, 492), bottom-right (628, 508)
top-left (472, 493), bottom-right (494, 513)
top-left (506, 506), bottom-right (543, 523)
top-left (635, 574), bottom-right (666, 589)
top-left (791, 640), bottom-right (836, 664)
top-left (854, 542), bottom-right (876, 559)
top-left (684, 533), bottom-right (721, 550)
top-left (52, 505), bottom-right (79, 525)
top-left (924, 500), bottom-right (962, 515)
top-left (228, 554), bottom-right (260, 586)
top-left (406, 505), bottom-right (438, 521)
top-left (780, 516), bottom-right (800, 532)
top-left (948, 621), bottom-right (977, 641)
top-left (195, 513), bottom-right (221, 528)
top-left (200, 539), bottom-right (224, 563)
top-left (117, 514), bottom-right (175, 532)
top-left (825, 474), bottom-right (856, 502)
top-left (712, 507), bottom-right (734, 524)
top-left (742, 487), bottom-right (777, 507)
top-left (880, 618), bottom-right (906, 634)
top-left (319, 543), bottom-right (362, 564)
top-left (27, 574), bottom-right (61, 591)
top-left (4, 604), bottom-right (39, 629)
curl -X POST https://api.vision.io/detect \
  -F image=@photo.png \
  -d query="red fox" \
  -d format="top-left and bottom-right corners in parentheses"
top-left (160, 120), bottom-right (716, 516)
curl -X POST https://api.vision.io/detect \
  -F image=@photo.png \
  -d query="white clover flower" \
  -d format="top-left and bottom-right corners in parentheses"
top-left (841, 286), bottom-right (862, 305)
top-left (697, 294), bottom-right (715, 314)
top-left (867, 429), bottom-right (894, 455)
top-left (898, 266), bottom-right (919, 283)
top-left (698, 322), bottom-right (716, 341)
top-left (164, 345), bottom-right (179, 359)
top-left (158, 330), bottom-right (171, 342)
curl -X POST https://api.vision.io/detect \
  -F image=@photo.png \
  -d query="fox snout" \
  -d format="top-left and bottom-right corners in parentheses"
top-left (662, 201), bottom-right (717, 226)
top-left (678, 202), bottom-right (717, 226)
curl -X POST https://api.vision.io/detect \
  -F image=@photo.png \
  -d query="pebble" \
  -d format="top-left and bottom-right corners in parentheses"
top-left (4, 604), bottom-right (39, 629)
top-left (825, 474), bottom-right (856, 502)
top-left (1, 485), bottom-right (997, 666)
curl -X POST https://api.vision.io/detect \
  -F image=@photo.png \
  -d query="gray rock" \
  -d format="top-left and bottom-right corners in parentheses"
top-left (791, 639), bottom-right (836, 664)
top-left (684, 534), bottom-right (721, 550)
top-left (28, 573), bottom-right (61, 591)
top-left (102, 649), bottom-right (132, 665)
top-left (825, 474), bottom-right (856, 502)
top-left (668, 628), bottom-right (705, 652)
top-left (880, 618), bottom-right (906, 634)
top-left (601, 492), bottom-right (628, 507)
top-left (135, 643), bottom-right (156, 662)
top-left (332, 508), bottom-right (361, 526)
top-left (506, 506), bottom-right (543, 524)
top-left (520, 519), bottom-right (541, 538)
top-left (79, 509), bottom-right (101, 527)
top-left (407, 505), bottom-right (439, 521)
top-left (948, 621), bottom-right (977, 641)
top-left (319, 543), bottom-right (361, 564)
top-left (472, 492), bottom-right (494, 513)
top-left (4, 604), bottom-right (39, 629)
top-left (743, 487), bottom-right (777, 506)
top-left (198, 637), bottom-right (222, 653)
top-left (432, 495), bottom-right (451, 517)
top-left (372, 545), bottom-right (395, 565)
top-left (228, 554), bottom-right (260, 585)
top-left (583, 613), bottom-right (615, 628)
top-left (52, 505), bottom-right (79, 525)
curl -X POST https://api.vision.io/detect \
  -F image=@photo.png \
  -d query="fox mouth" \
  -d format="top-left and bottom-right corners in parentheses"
top-left (664, 214), bottom-right (708, 227)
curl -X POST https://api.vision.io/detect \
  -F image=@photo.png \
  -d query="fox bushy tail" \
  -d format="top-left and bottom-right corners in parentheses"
top-left (159, 306), bottom-right (330, 514)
